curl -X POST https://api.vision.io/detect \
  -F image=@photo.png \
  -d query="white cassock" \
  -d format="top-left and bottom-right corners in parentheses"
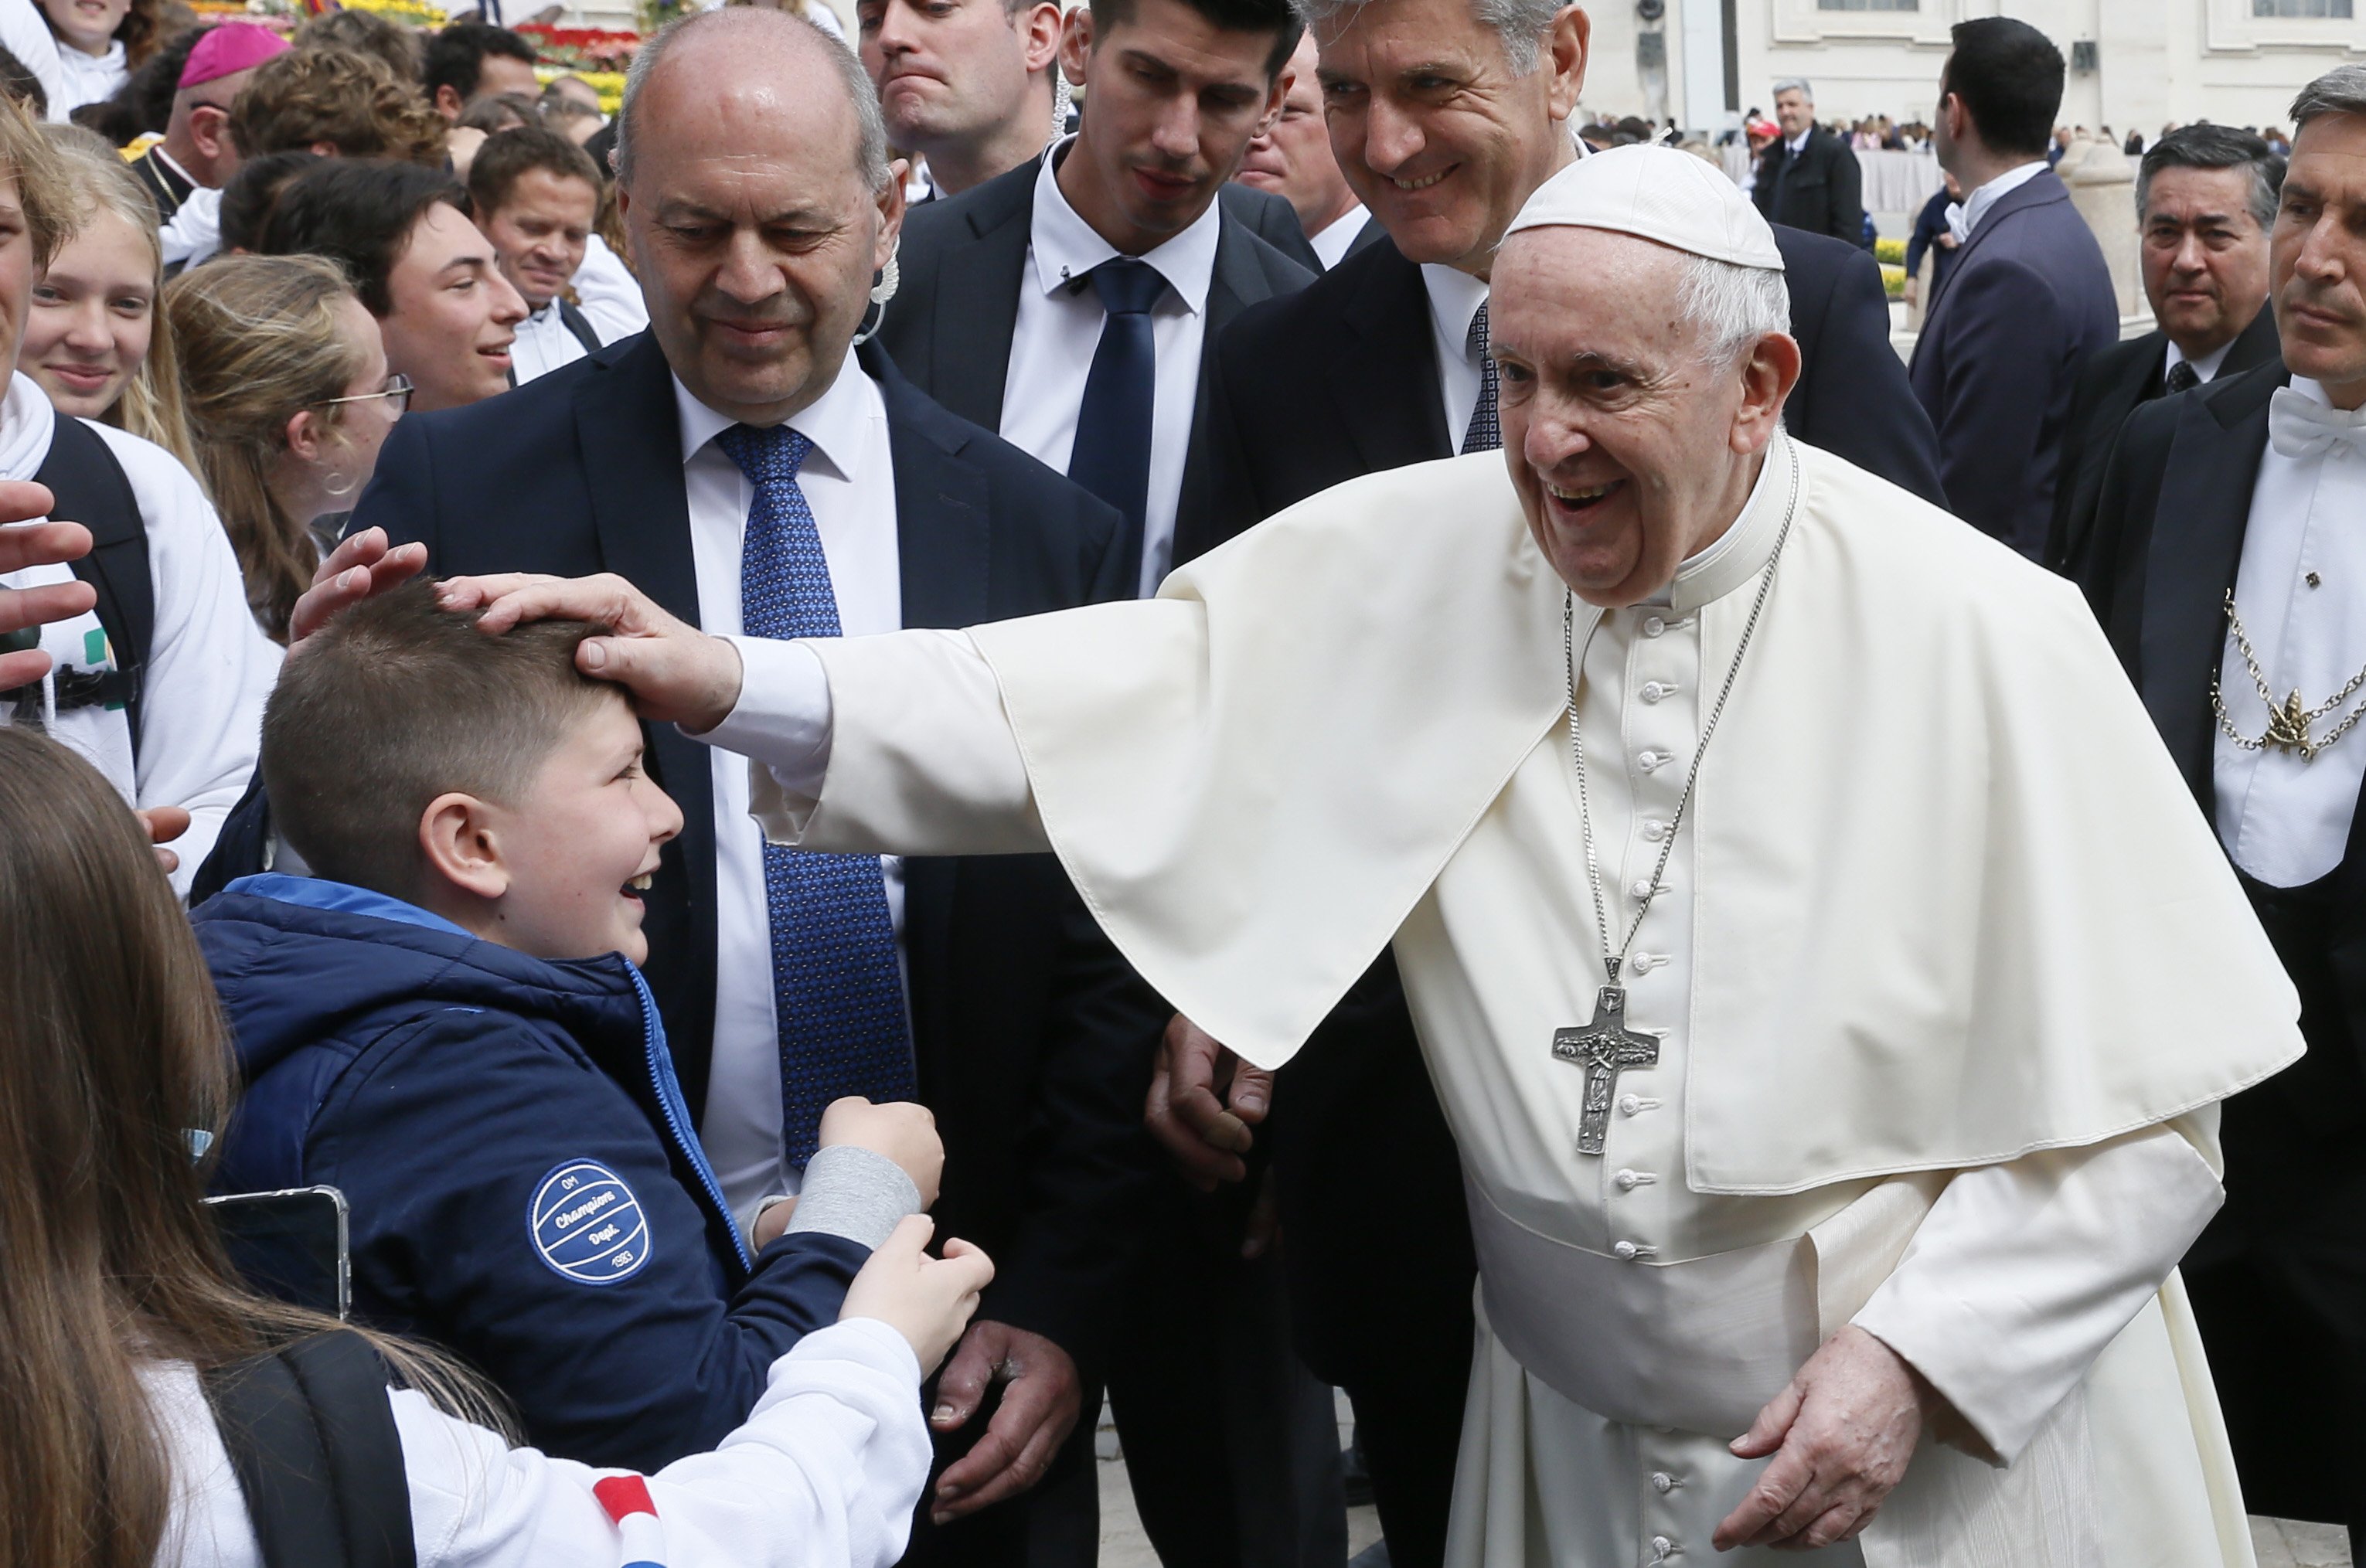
top-left (700, 435), bottom-right (2300, 1568)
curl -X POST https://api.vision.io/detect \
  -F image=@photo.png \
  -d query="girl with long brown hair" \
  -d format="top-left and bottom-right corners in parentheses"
top-left (0, 722), bottom-right (989, 1568)
top-left (165, 253), bottom-right (399, 642)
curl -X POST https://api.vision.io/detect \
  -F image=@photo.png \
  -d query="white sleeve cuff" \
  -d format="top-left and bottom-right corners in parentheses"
top-left (693, 635), bottom-right (834, 801)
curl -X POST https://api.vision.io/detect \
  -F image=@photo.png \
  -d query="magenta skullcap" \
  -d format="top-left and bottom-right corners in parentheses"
top-left (179, 23), bottom-right (292, 90)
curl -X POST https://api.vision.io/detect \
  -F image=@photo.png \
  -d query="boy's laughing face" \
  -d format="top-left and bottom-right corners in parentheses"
top-left (469, 695), bottom-right (683, 966)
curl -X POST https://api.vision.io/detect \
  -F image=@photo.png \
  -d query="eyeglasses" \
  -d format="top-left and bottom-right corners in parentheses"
top-left (316, 374), bottom-right (414, 417)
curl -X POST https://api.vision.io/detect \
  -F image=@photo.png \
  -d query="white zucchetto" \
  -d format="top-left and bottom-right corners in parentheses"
top-left (1504, 145), bottom-right (1786, 271)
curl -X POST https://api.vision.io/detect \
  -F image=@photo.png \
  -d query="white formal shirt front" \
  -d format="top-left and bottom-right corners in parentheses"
top-left (509, 300), bottom-right (596, 385)
top-left (676, 353), bottom-right (908, 1226)
top-left (2214, 376), bottom-right (2366, 888)
top-left (1309, 204), bottom-right (1370, 270)
top-left (2164, 334), bottom-right (2236, 386)
top-left (1421, 263), bottom-right (1491, 453)
top-left (997, 139), bottom-right (1221, 598)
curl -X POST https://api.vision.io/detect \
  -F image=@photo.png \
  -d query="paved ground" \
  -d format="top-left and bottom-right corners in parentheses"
top-left (2255, 1518), bottom-right (2353, 1568)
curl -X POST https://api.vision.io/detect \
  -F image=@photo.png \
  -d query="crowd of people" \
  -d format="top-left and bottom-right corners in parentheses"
top-left (0, 0), bottom-right (2362, 1566)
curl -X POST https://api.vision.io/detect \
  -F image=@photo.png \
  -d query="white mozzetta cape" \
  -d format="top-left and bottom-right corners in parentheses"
top-left (797, 442), bottom-right (2302, 1196)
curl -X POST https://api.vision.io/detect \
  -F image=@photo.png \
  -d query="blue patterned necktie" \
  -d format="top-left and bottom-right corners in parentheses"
top-left (1462, 301), bottom-right (1501, 454)
top-left (715, 421), bottom-right (915, 1169)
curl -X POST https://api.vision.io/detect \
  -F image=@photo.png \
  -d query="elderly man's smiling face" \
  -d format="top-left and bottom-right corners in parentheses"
top-left (1490, 225), bottom-right (1799, 607)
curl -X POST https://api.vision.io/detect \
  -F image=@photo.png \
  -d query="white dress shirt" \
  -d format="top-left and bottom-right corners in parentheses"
top-left (2214, 376), bottom-right (2366, 888)
top-left (675, 353), bottom-right (908, 1224)
top-left (0, 372), bottom-right (277, 896)
top-left (997, 139), bottom-right (1222, 598)
top-left (2165, 335), bottom-right (2236, 386)
top-left (509, 301), bottom-right (596, 385)
top-left (1309, 205), bottom-right (1370, 270)
top-left (1947, 158), bottom-right (2048, 244)
top-left (1421, 263), bottom-right (1492, 451)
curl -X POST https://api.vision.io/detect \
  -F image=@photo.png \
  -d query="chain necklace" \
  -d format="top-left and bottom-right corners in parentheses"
top-left (1564, 442), bottom-right (1799, 986)
top-left (2211, 590), bottom-right (2366, 763)
top-left (1551, 443), bottom-right (1798, 1157)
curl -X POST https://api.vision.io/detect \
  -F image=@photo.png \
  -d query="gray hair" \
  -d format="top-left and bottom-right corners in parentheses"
top-left (2290, 64), bottom-right (2366, 133)
top-left (1771, 77), bottom-right (1813, 104)
top-left (1679, 253), bottom-right (1791, 369)
top-left (614, 8), bottom-right (892, 192)
top-left (1293, 0), bottom-right (1564, 76)
top-left (2135, 124), bottom-right (2280, 232)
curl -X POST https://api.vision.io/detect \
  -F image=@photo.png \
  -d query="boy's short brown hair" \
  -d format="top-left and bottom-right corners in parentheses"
top-left (467, 124), bottom-right (603, 219)
top-left (262, 580), bottom-right (621, 900)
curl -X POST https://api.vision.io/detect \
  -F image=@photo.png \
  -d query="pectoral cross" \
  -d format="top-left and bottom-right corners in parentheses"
top-left (1554, 985), bottom-right (1660, 1156)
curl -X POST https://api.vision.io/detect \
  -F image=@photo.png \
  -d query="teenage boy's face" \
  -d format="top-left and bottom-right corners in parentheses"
top-left (380, 203), bottom-right (528, 413)
top-left (486, 696), bottom-right (682, 965)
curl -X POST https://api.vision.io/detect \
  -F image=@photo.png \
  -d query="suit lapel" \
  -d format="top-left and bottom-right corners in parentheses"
top-left (2138, 364), bottom-right (2288, 800)
top-left (926, 165), bottom-right (1033, 430)
top-left (866, 342), bottom-right (992, 633)
top-left (1169, 212), bottom-right (1299, 590)
top-left (2222, 303), bottom-right (2283, 378)
top-left (1336, 240), bottom-right (1453, 469)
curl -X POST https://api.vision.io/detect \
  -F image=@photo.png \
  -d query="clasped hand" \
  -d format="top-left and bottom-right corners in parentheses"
top-left (1713, 1325), bottom-right (1937, 1553)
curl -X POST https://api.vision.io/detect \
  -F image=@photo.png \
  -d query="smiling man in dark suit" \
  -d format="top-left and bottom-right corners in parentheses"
top-left (2045, 124), bottom-right (2283, 578)
top-left (876, 0), bottom-right (1315, 602)
top-left (2078, 67), bottom-right (2366, 1553)
top-left (1909, 16), bottom-right (2117, 558)
top-left (349, 14), bottom-right (1167, 1566)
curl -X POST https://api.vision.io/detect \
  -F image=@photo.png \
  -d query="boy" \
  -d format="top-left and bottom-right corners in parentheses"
top-left (196, 579), bottom-right (941, 1471)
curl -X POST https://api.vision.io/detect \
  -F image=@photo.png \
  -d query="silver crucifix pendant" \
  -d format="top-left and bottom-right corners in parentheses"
top-left (1552, 985), bottom-right (1661, 1156)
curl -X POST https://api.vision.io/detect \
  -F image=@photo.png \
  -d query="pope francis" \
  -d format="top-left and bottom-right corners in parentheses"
top-left (445, 148), bottom-right (2303, 1566)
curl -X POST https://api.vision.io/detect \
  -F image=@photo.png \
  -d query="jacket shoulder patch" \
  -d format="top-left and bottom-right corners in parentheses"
top-left (529, 1161), bottom-right (651, 1285)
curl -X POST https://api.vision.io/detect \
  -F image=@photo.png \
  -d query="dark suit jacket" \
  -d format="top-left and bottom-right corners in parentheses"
top-left (1908, 168), bottom-right (2119, 557)
top-left (346, 334), bottom-right (1165, 1376)
top-left (2078, 360), bottom-right (2366, 1332)
top-left (877, 155), bottom-right (1315, 586)
top-left (2044, 304), bottom-right (2280, 578)
top-left (1183, 225), bottom-right (1945, 560)
top-left (1751, 126), bottom-right (1863, 244)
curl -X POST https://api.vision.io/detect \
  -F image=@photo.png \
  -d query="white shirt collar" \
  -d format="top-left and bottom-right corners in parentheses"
top-left (1421, 263), bottom-right (1491, 362)
top-left (2164, 335), bottom-right (2238, 386)
top-left (1786, 127), bottom-right (1811, 155)
top-left (1309, 204), bottom-right (1370, 271)
top-left (672, 349), bottom-right (877, 486)
top-left (1662, 431), bottom-right (1794, 615)
top-left (1027, 136), bottom-right (1219, 315)
top-left (1959, 159), bottom-right (2050, 238)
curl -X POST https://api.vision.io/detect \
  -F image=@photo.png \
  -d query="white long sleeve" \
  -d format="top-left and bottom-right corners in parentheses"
top-left (1850, 1118), bottom-right (2224, 1462)
top-left (696, 628), bottom-right (1043, 857)
top-left (152, 1318), bottom-right (931, 1568)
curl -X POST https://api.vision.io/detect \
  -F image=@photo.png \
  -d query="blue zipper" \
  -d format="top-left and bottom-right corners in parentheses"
top-left (628, 964), bottom-right (753, 1276)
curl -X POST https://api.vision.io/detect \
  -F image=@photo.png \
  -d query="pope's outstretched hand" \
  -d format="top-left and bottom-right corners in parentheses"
top-left (440, 573), bottom-right (745, 730)
top-left (1713, 1325), bottom-right (1939, 1552)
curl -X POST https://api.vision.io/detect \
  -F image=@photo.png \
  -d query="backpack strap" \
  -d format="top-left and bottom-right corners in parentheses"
top-left (203, 1330), bottom-right (420, 1568)
top-left (34, 415), bottom-right (153, 752)
top-left (559, 298), bottom-right (604, 355)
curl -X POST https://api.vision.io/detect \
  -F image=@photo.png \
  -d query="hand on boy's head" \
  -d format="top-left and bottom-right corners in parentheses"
top-left (441, 573), bottom-right (745, 733)
top-left (818, 1096), bottom-right (945, 1209)
top-left (841, 1216), bottom-right (996, 1376)
top-left (135, 806), bottom-right (191, 876)
top-left (286, 529), bottom-right (430, 651)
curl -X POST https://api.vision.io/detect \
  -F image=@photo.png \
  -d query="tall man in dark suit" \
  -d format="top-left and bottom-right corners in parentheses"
top-left (2045, 125), bottom-right (2282, 578)
top-left (1909, 16), bottom-right (2117, 558)
top-left (877, 0), bottom-right (1316, 602)
top-left (349, 15), bottom-right (1166, 1566)
top-left (2078, 67), bottom-right (2366, 1554)
top-left (1152, 2), bottom-right (1946, 1564)
top-left (1751, 77), bottom-right (1862, 245)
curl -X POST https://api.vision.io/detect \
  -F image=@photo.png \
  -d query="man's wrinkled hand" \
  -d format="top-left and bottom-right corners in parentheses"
top-left (1713, 1325), bottom-right (1936, 1553)
top-left (928, 1321), bottom-right (1083, 1524)
top-left (287, 528), bottom-right (428, 649)
top-left (1144, 1013), bottom-right (1273, 1192)
top-left (439, 572), bottom-right (744, 731)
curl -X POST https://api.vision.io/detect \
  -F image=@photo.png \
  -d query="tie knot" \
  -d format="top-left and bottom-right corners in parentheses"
top-left (1090, 257), bottom-right (1167, 317)
top-left (2164, 360), bottom-right (2199, 396)
top-left (1466, 301), bottom-right (1490, 359)
top-left (715, 422), bottom-right (814, 488)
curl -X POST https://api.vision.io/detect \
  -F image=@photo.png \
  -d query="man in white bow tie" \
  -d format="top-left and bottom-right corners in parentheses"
top-left (2080, 62), bottom-right (2366, 1555)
